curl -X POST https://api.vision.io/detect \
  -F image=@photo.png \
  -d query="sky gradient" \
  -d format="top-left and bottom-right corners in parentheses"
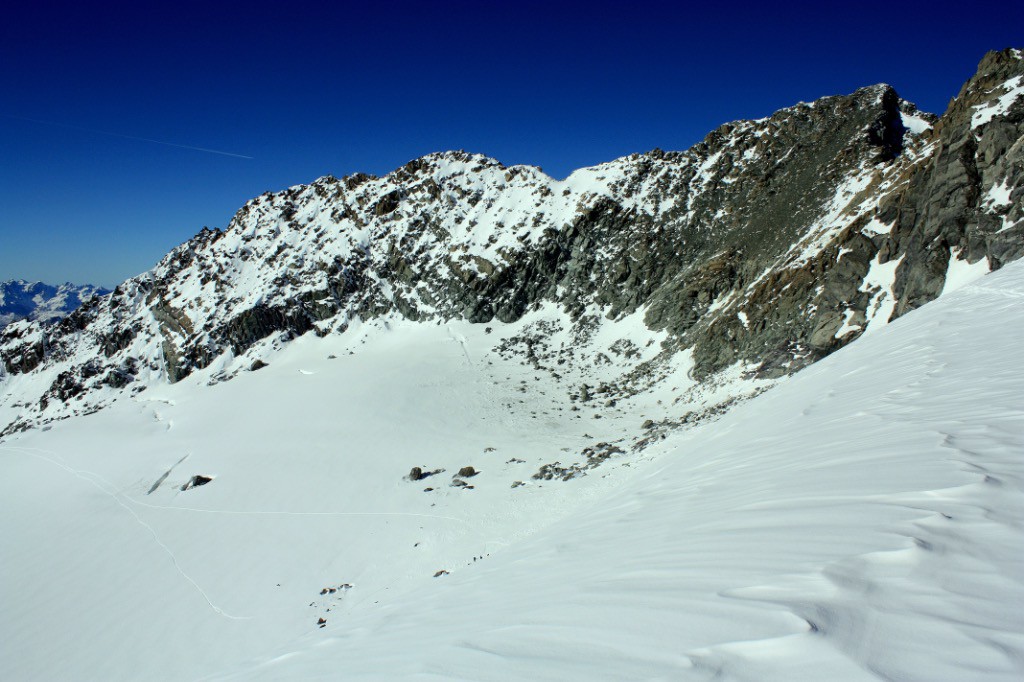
top-left (2, 0), bottom-right (1022, 287)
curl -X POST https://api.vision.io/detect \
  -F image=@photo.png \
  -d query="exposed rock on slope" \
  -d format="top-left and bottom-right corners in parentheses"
top-left (1, 49), bottom-right (1021, 432)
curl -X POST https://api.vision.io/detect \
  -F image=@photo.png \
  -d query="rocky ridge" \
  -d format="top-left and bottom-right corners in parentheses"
top-left (1, 49), bottom-right (1021, 436)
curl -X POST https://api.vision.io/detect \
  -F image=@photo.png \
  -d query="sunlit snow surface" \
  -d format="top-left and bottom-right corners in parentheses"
top-left (3, 263), bottom-right (1024, 680)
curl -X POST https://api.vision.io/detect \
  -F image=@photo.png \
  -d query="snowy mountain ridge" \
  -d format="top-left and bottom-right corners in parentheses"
top-left (0, 279), bottom-right (109, 328)
top-left (1, 49), bottom-right (1022, 439)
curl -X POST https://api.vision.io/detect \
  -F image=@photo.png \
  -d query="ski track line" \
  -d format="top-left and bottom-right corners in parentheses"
top-left (2, 445), bottom-right (470, 523)
top-left (125, 497), bottom-right (472, 524)
top-left (0, 445), bottom-right (253, 621)
top-left (447, 326), bottom-right (472, 364)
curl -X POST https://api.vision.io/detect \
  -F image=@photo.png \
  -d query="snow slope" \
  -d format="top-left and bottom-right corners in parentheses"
top-left (2, 264), bottom-right (1022, 680)
top-left (0, 305), bottom-right (742, 680)
top-left (222, 261), bottom-right (1024, 681)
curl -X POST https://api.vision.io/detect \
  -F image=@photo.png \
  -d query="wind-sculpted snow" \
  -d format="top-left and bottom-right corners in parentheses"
top-left (1, 51), bottom-right (1021, 436)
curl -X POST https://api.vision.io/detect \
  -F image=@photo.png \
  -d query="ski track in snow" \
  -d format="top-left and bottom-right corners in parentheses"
top-left (123, 497), bottom-right (472, 523)
top-left (2, 440), bottom-right (473, 639)
top-left (448, 326), bottom-right (472, 364)
top-left (1, 443), bottom-right (476, 524)
top-left (0, 444), bottom-right (253, 621)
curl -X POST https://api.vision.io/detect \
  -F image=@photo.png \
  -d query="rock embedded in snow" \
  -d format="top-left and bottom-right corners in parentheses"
top-left (180, 475), bottom-right (213, 491)
top-left (407, 467), bottom-right (442, 481)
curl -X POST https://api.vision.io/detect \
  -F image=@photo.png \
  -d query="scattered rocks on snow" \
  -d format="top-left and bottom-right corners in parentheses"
top-left (407, 466), bottom-right (443, 481)
top-left (533, 442), bottom-right (626, 481)
top-left (319, 583), bottom-right (352, 595)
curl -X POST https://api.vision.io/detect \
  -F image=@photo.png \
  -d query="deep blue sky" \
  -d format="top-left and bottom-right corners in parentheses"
top-left (2, 0), bottom-right (1021, 287)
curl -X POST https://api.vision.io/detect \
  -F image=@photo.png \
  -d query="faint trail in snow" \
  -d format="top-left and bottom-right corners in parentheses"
top-left (124, 496), bottom-right (470, 523)
top-left (1, 446), bottom-right (466, 522)
top-left (447, 327), bottom-right (472, 364)
top-left (962, 284), bottom-right (1024, 299)
top-left (150, 406), bottom-right (174, 431)
top-left (0, 445), bottom-right (253, 621)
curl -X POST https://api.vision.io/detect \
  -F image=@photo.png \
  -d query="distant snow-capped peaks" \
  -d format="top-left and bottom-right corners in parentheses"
top-left (0, 280), bottom-right (110, 328)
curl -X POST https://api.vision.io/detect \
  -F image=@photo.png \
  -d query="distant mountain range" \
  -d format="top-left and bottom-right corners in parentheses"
top-left (0, 280), bottom-right (110, 328)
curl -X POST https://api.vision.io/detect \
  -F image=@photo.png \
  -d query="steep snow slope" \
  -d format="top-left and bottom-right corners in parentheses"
top-left (215, 260), bottom-right (1024, 681)
top-left (1, 261), bottom-right (1022, 680)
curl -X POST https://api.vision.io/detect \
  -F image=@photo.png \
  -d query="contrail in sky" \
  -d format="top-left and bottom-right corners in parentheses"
top-left (3, 114), bottom-right (254, 159)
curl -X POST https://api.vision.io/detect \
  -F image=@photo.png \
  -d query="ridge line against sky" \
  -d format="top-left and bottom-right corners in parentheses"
top-left (2, 0), bottom-right (1022, 287)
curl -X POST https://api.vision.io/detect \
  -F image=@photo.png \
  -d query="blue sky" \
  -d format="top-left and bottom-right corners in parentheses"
top-left (2, 0), bottom-right (1021, 287)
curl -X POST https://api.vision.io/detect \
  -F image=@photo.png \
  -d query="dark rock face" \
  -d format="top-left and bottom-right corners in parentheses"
top-left (885, 49), bottom-right (1024, 317)
top-left (1, 50), bottom-right (1021, 426)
